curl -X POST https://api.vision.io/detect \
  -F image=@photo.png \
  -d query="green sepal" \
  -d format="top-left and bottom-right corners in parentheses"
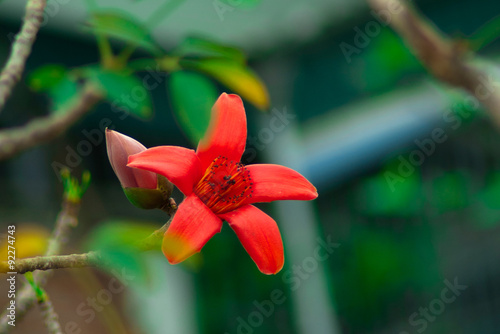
top-left (157, 175), bottom-right (174, 199)
top-left (123, 187), bottom-right (166, 210)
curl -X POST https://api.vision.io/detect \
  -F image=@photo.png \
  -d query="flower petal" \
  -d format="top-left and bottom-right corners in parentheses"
top-left (244, 164), bottom-right (318, 205)
top-left (219, 205), bottom-right (284, 275)
top-left (162, 194), bottom-right (223, 264)
top-left (128, 146), bottom-right (202, 196)
top-left (196, 93), bottom-right (247, 171)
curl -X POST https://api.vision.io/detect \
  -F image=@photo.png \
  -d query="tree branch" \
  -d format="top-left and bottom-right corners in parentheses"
top-left (0, 0), bottom-right (47, 113)
top-left (0, 252), bottom-right (102, 275)
top-left (0, 83), bottom-right (103, 160)
top-left (367, 0), bottom-right (500, 126)
top-left (0, 182), bottom-right (84, 332)
top-left (0, 215), bottom-right (174, 275)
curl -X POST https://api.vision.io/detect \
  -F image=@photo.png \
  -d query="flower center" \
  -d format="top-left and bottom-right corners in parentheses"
top-left (194, 156), bottom-right (253, 214)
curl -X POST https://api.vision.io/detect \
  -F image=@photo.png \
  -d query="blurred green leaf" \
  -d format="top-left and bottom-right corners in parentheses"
top-left (85, 11), bottom-right (161, 54)
top-left (360, 31), bottom-right (421, 92)
top-left (468, 14), bottom-right (500, 51)
top-left (431, 171), bottom-right (470, 212)
top-left (479, 171), bottom-right (500, 209)
top-left (470, 171), bottom-right (500, 229)
top-left (174, 37), bottom-right (245, 63)
top-left (358, 164), bottom-right (422, 216)
top-left (85, 221), bottom-right (160, 284)
top-left (28, 64), bottom-right (67, 92)
top-left (28, 64), bottom-right (80, 112)
top-left (168, 71), bottom-right (218, 144)
top-left (61, 170), bottom-right (91, 203)
top-left (87, 68), bottom-right (153, 119)
top-left (49, 76), bottom-right (79, 111)
top-left (181, 58), bottom-right (269, 110)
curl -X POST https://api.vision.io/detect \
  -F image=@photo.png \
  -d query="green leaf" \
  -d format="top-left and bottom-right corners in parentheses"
top-left (85, 221), bottom-right (161, 284)
top-left (174, 37), bottom-right (245, 63)
top-left (168, 71), bottom-right (218, 144)
top-left (28, 65), bottom-right (80, 112)
top-left (28, 64), bottom-right (67, 92)
top-left (180, 59), bottom-right (269, 110)
top-left (49, 76), bottom-right (79, 111)
top-left (87, 68), bottom-right (153, 119)
top-left (85, 11), bottom-right (161, 54)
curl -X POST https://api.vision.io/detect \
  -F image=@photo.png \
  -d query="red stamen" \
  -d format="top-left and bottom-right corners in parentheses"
top-left (194, 156), bottom-right (253, 214)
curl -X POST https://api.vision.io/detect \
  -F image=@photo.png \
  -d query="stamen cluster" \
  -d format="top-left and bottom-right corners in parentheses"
top-left (194, 156), bottom-right (253, 213)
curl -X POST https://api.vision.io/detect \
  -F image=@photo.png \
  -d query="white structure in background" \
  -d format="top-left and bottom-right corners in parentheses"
top-left (127, 254), bottom-right (198, 334)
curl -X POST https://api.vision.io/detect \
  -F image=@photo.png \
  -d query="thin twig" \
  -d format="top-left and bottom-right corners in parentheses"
top-left (39, 298), bottom-right (63, 334)
top-left (367, 0), bottom-right (500, 127)
top-left (24, 273), bottom-right (64, 334)
top-left (0, 83), bottom-right (103, 160)
top-left (0, 0), bottom-right (47, 113)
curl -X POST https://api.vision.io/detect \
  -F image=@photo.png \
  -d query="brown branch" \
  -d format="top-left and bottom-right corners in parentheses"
top-left (0, 193), bottom-right (174, 333)
top-left (367, 0), bottom-right (500, 126)
top-left (0, 0), bottom-right (47, 113)
top-left (1, 252), bottom-right (102, 275)
top-left (0, 189), bottom-right (84, 332)
top-left (0, 83), bottom-right (103, 160)
top-left (0, 215), bottom-right (174, 275)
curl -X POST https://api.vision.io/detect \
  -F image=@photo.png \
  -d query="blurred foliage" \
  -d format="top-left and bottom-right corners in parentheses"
top-left (27, 64), bottom-right (79, 111)
top-left (466, 14), bottom-right (500, 51)
top-left (27, 11), bottom-right (269, 145)
top-left (8, 1), bottom-right (500, 334)
top-left (85, 11), bottom-right (162, 54)
top-left (431, 171), bottom-right (470, 213)
top-left (168, 71), bottom-right (217, 143)
top-left (361, 30), bottom-right (422, 93)
top-left (173, 36), bottom-right (246, 63)
top-left (180, 58), bottom-right (269, 110)
top-left (84, 220), bottom-right (162, 285)
top-left (356, 163), bottom-right (423, 217)
top-left (333, 225), bottom-right (440, 329)
top-left (61, 170), bottom-right (91, 203)
top-left (85, 67), bottom-right (154, 119)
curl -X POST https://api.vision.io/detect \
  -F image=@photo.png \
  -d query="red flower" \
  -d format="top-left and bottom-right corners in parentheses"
top-left (128, 94), bottom-right (317, 274)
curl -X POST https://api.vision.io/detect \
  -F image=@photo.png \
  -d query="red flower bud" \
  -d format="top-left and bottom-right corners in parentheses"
top-left (106, 129), bottom-right (157, 189)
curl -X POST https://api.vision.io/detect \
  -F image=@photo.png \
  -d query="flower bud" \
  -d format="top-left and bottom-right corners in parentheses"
top-left (106, 130), bottom-right (175, 210)
top-left (106, 129), bottom-right (157, 189)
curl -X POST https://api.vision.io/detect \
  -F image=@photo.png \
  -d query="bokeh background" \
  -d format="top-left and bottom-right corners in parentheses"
top-left (1, 0), bottom-right (500, 333)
